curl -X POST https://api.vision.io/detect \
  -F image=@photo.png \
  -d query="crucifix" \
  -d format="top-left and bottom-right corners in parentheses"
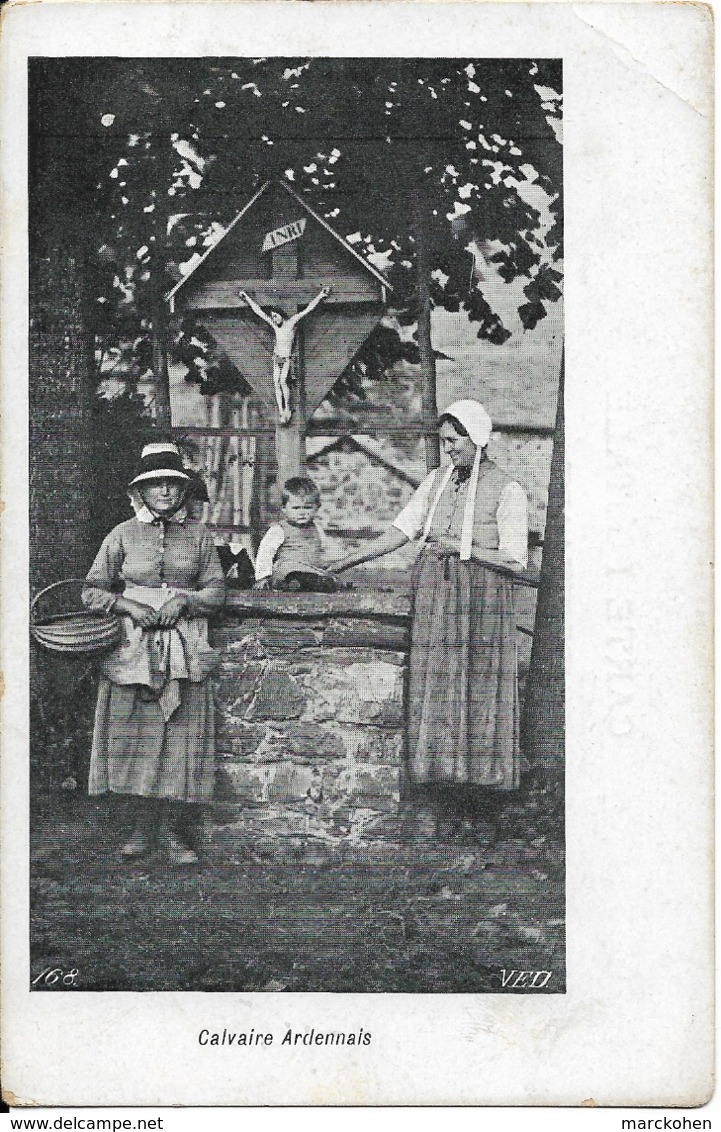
top-left (238, 284), bottom-right (331, 426)
top-left (166, 180), bottom-right (392, 492)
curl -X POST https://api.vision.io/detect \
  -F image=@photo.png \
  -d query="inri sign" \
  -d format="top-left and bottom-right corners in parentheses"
top-left (261, 218), bottom-right (307, 254)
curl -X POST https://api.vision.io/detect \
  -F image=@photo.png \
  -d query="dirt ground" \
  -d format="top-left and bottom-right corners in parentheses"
top-left (30, 792), bottom-right (564, 994)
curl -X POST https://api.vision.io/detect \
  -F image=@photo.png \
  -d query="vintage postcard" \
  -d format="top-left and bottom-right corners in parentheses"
top-left (1, 0), bottom-right (713, 1110)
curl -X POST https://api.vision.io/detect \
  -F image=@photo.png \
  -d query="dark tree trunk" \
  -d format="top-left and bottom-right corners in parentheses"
top-left (29, 59), bottom-right (99, 591)
top-left (522, 352), bottom-right (565, 785)
top-left (152, 297), bottom-right (173, 430)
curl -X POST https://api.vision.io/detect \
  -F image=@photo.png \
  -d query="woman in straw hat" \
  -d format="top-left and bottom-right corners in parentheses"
top-left (82, 443), bottom-right (225, 864)
top-left (330, 400), bottom-right (528, 839)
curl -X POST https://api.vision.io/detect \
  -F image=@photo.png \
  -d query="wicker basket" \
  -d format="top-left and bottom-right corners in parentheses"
top-left (31, 579), bottom-right (121, 655)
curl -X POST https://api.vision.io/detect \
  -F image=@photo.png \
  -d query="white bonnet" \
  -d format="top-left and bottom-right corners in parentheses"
top-left (441, 399), bottom-right (492, 448)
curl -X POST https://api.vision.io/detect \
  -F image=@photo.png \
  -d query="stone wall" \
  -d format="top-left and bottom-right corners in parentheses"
top-left (306, 438), bottom-right (419, 539)
top-left (211, 590), bottom-right (410, 848)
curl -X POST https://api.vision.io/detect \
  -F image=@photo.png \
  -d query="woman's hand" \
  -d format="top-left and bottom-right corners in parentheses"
top-left (116, 598), bottom-right (158, 629)
top-left (331, 529), bottom-right (410, 575)
top-left (155, 595), bottom-right (187, 628)
top-left (253, 577), bottom-right (272, 591)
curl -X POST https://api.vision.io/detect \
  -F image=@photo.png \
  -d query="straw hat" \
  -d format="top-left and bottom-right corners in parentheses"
top-left (129, 442), bottom-right (191, 487)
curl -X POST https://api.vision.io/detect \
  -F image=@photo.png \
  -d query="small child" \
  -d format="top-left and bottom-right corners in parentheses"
top-left (254, 476), bottom-right (337, 593)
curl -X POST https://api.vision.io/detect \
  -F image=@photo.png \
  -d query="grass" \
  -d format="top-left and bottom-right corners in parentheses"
top-left (30, 794), bottom-right (564, 994)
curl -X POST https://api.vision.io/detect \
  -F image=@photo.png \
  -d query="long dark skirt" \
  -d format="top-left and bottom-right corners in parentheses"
top-left (88, 676), bottom-right (216, 803)
top-left (408, 546), bottom-right (520, 790)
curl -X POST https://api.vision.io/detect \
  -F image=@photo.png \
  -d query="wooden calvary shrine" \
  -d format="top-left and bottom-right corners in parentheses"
top-left (167, 179), bottom-right (392, 486)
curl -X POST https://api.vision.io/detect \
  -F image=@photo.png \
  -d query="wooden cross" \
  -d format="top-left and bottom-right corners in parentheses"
top-left (168, 180), bottom-right (389, 487)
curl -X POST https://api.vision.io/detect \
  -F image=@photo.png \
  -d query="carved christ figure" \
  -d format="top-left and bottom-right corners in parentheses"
top-left (238, 285), bottom-right (331, 425)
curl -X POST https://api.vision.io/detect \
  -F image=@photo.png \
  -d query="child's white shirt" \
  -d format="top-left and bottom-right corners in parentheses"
top-left (254, 521), bottom-right (330, 581)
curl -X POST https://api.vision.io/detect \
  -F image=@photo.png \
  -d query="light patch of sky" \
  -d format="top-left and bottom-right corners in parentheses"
top-left (174, 138), bottom-right (205, 170)
top-left (535, 84), bottom-right (561, 102)
top-left (510, 176), bottom-right (554, 228)
top-left (177, 161), bottom-right (202, 190)
top-left (430, 246), bottom-right (563, 426)
top-left (368, 250), bottom-right (392, 273)
top-left (167, 213), bottom-right (187, 235)
top-left (204, 220), bottom-right (226, 246)
top-left (179, 255), bottom-right (201, 276)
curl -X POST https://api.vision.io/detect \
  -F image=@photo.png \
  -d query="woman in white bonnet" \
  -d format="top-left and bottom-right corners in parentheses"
top-left (331, 400), bottom-right (528, 839)
top-left (82, 442), bottom-right (225, 864)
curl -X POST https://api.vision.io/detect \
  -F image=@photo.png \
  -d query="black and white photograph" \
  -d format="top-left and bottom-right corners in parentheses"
top-left (28, 55), bottom-right (564, 995)
top-left (1, 0), bottom-right (713, 1112)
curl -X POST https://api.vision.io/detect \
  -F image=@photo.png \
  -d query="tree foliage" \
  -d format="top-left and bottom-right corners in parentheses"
top-left (30, 57), bottom-right (562, 399)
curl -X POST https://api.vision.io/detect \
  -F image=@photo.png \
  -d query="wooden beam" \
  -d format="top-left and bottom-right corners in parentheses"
top-left (180, 278), bottom-right (381, 312)
top-left (173, 421), bottom-right (556, 439)
top-left (225, 588), bottom-right (411, 620)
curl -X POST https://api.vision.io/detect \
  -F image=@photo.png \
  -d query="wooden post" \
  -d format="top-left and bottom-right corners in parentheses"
top-left (274, 422), bottom-right (304, 487)
top-left (274, 325), bottom-right (306, 486)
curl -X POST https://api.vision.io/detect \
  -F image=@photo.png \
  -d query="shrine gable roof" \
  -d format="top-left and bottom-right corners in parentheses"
top-left (166, 179), bottom-right (392, 310)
